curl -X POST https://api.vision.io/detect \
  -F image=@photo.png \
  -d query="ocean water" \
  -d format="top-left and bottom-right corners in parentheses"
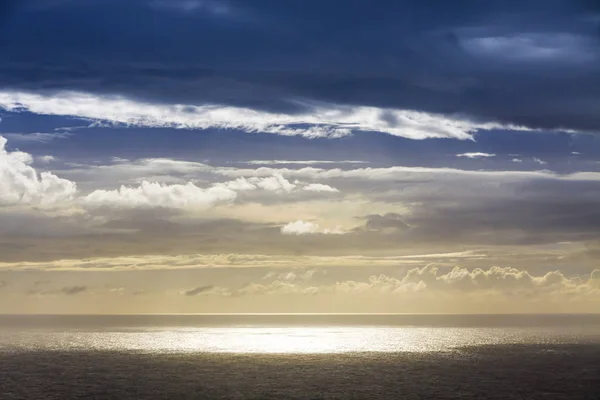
top-left (1, 314), bottom-right (599, 399)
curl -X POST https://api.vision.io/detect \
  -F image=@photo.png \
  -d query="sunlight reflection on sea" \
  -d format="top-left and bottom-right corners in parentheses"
top-left (2, 325), bottom-right (599, 354)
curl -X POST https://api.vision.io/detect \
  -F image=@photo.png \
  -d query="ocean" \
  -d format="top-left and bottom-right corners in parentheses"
top-left (1, 314), bottom-right (599, 399)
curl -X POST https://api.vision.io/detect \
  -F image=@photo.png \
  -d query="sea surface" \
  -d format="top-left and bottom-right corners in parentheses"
top-left (1, 314), bottom-right (599, 399)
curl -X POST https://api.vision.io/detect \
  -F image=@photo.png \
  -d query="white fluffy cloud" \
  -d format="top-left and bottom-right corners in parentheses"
top-left (281, 220), bottom-right (320, 235)
top-left (247, 265), bottom-right (598, 298)
top-left (219, 175), bottom-right (338, 193)
top-left (82, 174), bottom-right (339, 211)
top-left (83, 181), bottom-right (238, 210)
top-left (246, 160), bottom-right (368, 165)
top-left (0, 136), bottom-right (77, 206)
top-left (0, 135), bottom-right (342, 212)
top-left (281, 220), bottom-right (345, 235)
top-left (302, 183), bottom-right (339, 192)
top-left (0, 91), bottom-right (538, 140)
top-left (169, 264), bottom-right (600, 300)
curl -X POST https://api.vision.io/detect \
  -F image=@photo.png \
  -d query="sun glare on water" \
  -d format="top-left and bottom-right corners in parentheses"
top-left (4, 325), bottom-right (581, 354)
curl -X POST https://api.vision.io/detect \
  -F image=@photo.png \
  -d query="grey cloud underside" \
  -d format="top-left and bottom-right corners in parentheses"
top-left (3, 199), bottom-right (600, 263)
top-left (4, 162), bottom-right (600, 261)
top-left (1, 0), bottom-right (600, 132)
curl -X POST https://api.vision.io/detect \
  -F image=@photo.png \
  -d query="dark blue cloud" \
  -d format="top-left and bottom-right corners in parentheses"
top-left (1, 0), bottom-right (600, 130)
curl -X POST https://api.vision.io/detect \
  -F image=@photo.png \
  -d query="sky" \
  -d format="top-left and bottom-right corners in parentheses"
top-left (0, 0), bottom-right (600, 313)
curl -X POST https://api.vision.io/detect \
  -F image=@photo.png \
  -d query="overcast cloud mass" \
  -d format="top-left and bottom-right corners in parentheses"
top-left (0, 0), bottom-right (599, 313)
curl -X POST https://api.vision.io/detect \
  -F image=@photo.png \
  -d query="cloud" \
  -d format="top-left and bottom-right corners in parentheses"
top-left (218, 175), bottom-right (338, 194)
top-left (591, 269), bottom-right (600, 287)
top-left (278, 264), bottom-right (597, 298)
top-left (183, 285), bottom-right (216, 296)
top-left (333, 264), bottom-right (590, 297)
top-left (235, 280), bottom-right (320, 296)
top-left (210, 163), bottom-right (600, 185)
top-left (461, 33), bottom-right (596, 63)
top-left (0, 136), bottom-right (77, 206)
top-left (401, 192), bottom-right (600, 246)
top-left (59, 285), bottom-right (87, 295)
top-left (36, 155), bottom-right (56, 164)
top-left (82, 181), bottom-right (237, 210)
top-left (281, 220), bottom-right (345, 235)
top-left (533, 157), bottom-right (548, 165)
top-left (244, 174), bottom-right (296, 193)
top-left (357, 213), bottom-right (410, 233)
top-left (281, 220), bottom-right (320, 235)
top-left (262, 268), bottom-right (323, 283)
top-left (512, 158), bottom-right (523, 163)
top-left (1, 132), bottom-right (70, 143)
top-left (245, 160), bottom-right (368, 165)
top-left (456, 152), bottom-right (496, 159)
top-left (393, 264), bottom-right (572, 293)
top-left (1, 1), bottom-right (599, 134)
top-left (211, 164), bottom-right (555, 181)
top-left (0, 91), bottom-right (534, 140)
top-left (170, 265), bottom-right (599, 300)
top-left (0, 252), bottom-right (485, 272)
top-left (300, 183), bottom-right (339, 192)
top-left (149, 0), bottom-right (231, 15)
top-left (30, 285), bottom-right (89, 296)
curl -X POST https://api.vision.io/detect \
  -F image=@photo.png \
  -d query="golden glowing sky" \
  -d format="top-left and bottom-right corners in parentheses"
top-left (1, 1), bottom-right (600, 313)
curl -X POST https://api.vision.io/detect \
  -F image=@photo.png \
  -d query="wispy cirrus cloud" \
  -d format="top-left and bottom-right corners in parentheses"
top-left (245, 160), bottom-right (369, 165)
top-left (1, 131), bottom-right (71, 143)
top-left (0, 91), bottom-right (534, 140)
top-left (456, 152), bottom-right (496, 159)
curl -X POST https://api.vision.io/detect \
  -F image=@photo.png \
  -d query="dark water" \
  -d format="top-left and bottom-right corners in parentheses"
top-left (1, 314), bottom-right (600, 399)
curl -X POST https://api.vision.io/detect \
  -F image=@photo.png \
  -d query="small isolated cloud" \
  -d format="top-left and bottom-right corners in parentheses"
top-left (183, 285), bottom-right (215, 296)
top-left (456, 152), bottom-right (496, 159)
top-left (533, 157), bottom-right (548, 165)
top-left (59, 285), bottom-right (87, 295)
top-left (512, 158), bottom-right (523, 163)
top-left (358, 213), bottom-right (410, 234)
top-left (149, 0), bottom-right (229, 15)
top-left (36, 155), bottom-right (57, 164)
top-left (281, 220), bottom-right (345, 235)
top-left (281, 220), bottom-right (320, 235)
